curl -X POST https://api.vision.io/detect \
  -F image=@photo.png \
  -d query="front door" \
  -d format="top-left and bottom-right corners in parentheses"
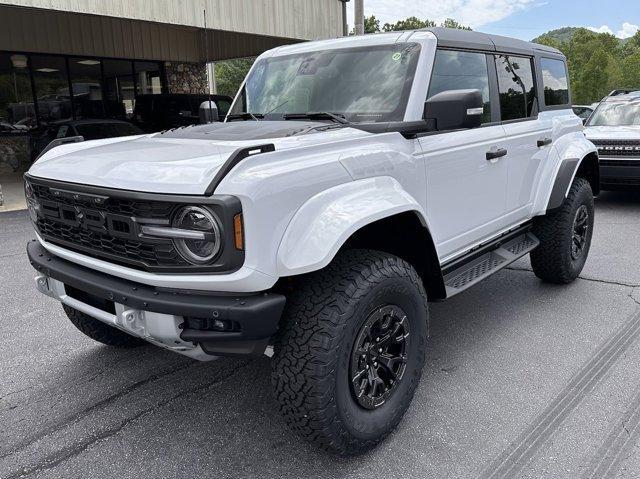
top-left (419, 49), bottom-right (508, 260)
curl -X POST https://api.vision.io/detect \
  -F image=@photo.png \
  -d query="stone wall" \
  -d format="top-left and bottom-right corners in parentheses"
top-left (0, 135), bottom-right (31, 176)
top-left (165, 62), bottom-right (208, 94)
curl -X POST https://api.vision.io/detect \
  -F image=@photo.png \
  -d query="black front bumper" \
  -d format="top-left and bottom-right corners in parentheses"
top-left (599, 160), bottom-right (640, 189)
top-left (27, 240), bottom-right (286, 356)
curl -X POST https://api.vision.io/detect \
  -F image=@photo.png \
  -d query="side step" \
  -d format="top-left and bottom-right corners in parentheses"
top-left (443, 232), bottom-right (539, 297)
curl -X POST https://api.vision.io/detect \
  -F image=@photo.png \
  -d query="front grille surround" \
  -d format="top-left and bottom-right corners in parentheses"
top-left (27, 175), bottom-right (244, 273)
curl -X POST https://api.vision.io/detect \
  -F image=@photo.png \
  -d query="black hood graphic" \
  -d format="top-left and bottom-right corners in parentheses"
top-left (158, 120), bottom-right (340, 141)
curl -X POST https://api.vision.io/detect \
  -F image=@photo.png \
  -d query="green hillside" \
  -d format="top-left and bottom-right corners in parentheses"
top-left (532, 27), bottom-right (640, 103)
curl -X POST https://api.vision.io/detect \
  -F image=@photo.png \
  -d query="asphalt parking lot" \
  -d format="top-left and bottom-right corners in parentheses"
top-left (2, 191), bottom-right (640, 479)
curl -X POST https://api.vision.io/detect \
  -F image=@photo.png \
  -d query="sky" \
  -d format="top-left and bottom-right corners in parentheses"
top-left (346, 0), bottom-right (640, 41)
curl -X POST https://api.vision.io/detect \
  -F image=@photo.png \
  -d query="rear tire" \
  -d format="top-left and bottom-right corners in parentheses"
top-left (271, 249), bottom-right (429, 455)
top-left (530, 177), bottom-right (594, 284)
top-left (63, 305), bottom-right (146, 348)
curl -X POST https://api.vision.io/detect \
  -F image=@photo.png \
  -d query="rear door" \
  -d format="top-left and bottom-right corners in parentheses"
top-left (418, 49), bottom-right (509, 259)
top-left (494, 54), bottom-right (554, 224)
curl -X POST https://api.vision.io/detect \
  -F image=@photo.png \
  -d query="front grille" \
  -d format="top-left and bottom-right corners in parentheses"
top-left (31, 182), bottom-right (190, 270)
top-left (591, 139), bottom-right (640, 158)
top-left (599, 159), bottom-right (640, 167)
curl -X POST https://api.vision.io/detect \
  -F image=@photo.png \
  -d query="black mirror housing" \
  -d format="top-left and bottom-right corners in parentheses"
top-left (199, 100), bottom-right (219, 124)
top-left (423, 89), bottom-right (484, 131)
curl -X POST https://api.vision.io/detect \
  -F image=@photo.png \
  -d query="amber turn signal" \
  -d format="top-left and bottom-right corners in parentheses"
top-left (233, 214), bottom-right (244, 250)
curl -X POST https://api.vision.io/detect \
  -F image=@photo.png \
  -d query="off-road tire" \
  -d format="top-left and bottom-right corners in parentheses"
top-left (530, 177), bottom-right (594, 284)
top-left (271, 249), bottom-right (429, 455)
top-left (63, 305), bottom-right (146, 348)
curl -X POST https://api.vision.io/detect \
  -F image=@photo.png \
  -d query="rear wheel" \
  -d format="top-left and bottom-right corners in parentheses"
top-left (63, 305), bottom-right (146, 348)
top-left (530, 177), bottom-right (594, 284)
top-left (271, 249), bottom-right (429, 455)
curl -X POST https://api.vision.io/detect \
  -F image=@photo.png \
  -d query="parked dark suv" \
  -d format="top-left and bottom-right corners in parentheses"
top-left (133, 94), bottom-right (232, 132)
top-left (31, 119), bottom-right (144, 159)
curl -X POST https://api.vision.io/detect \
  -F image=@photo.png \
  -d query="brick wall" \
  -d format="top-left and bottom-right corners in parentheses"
top-left (0, 135), bottom-right (31, 176)
top-left (165, 62), bottom-right (208, 94)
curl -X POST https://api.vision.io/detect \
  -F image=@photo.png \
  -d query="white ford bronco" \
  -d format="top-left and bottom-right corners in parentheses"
top-left (25, 28), bottom-right (599, 454)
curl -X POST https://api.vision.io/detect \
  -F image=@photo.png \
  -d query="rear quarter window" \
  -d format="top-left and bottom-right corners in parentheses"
top-left (540, 58), bottom-right (569, 106)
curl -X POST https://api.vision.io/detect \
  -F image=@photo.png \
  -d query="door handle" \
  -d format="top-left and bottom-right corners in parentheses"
top-left (486, 148), bottom-right (508, 161)
top-left (537, 137), bottom-right (552, 147)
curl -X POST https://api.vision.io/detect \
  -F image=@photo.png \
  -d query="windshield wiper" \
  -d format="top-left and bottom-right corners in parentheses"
top-left (226, 112), bottom-right (264, 122)
top-left (283, 112), bottom-right (351, 125)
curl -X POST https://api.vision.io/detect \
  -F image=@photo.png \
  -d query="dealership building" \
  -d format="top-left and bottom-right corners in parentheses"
top-left (0, 0), bottom-right (348, 209)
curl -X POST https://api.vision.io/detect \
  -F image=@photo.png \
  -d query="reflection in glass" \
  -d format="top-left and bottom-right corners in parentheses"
top-left (588, 102), bottom-right (640, 126)
top-left (0, 53), bottom-right (35, 129)
top-left (540, 58), bottom-right (569, 106)
top-left (103, 60), bottom-right (135, 119)
top-left (495, 55), bottom-right (536, 121)
top-left (428, 50), bottom-right (492, 124)
top-left (135, 61), bottom-right (163, 95)
top-left (69, 57), bottom-right (105, 119)
top-left (31, 55), bottom-right (72, 124)
top-left (231, 43), bottom-right (421, 123)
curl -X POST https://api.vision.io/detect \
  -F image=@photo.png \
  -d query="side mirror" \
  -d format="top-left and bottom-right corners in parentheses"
top-left (199, 100), bottom-right (219, 124)
top-left (582, 118), bottom-right (588, 126)
top-left (423, 89), bottom-right (484, 131)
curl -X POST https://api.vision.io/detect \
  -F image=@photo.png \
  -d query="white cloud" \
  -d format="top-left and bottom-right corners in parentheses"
top-left (587, 25), bottom-right (614, 35)
top-left (586, 22), bottom-right (639, 39)
top-left (347, 0), bottom-right (537, 29)
top-left (617, 22), bottom-right (639, 39)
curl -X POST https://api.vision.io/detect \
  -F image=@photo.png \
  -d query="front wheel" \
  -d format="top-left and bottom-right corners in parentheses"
top-left (530, 177), bottom-right (594, 284)
top-left (271, 250), bottom-right (429, 455)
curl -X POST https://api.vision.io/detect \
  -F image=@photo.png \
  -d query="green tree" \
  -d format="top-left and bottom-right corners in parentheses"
top-left (441, 18), bottom-right (472, 30)
top-left (214, 58), bottom-right (254, 97)
top-left (364, 15), bottom-right (380, 34)
top-left (621, 51), bottom-right (640, 88)
top-left (382, 16), bottom-right (435, 32)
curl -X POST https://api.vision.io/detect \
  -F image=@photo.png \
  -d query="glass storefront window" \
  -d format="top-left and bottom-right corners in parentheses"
top-left (103, 60), bottom-right (135, 119)
top-left (134, 61), bottom-right (163, 95)
top-left (31, 55), bottom-right (72, 125)
top-left (69, 57), bottom-right (105, 119)
top-left (0, 53), bottom-right (36, 130)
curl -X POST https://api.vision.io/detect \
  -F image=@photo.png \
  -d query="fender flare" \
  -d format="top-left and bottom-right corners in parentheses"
top-left (544, 136), bottom-right (599, 211)
top-left (276, 176), bottom-right (435, 277)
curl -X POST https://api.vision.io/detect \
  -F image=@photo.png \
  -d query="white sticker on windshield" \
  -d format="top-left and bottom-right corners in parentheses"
top-left (392, 52), bottom-right (402, 62)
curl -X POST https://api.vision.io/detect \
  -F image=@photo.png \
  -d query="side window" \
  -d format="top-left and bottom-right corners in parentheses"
top-left (428, 50), bottom-right (491, 124)
top-left (540, 58), bottom-right (569, 106)
top-left (494, 55), bottom-right (536, 121)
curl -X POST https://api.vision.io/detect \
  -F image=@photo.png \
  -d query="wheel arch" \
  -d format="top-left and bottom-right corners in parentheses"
top-left (276, 177), bottom-right (446, 301)
top-left (542, 133), bottom-right (599, 212)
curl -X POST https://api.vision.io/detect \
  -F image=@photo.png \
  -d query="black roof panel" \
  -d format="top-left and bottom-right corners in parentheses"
top-left (421, 27), bottom-right (563, 57)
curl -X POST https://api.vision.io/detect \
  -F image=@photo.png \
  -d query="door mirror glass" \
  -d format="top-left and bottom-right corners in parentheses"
top-left (423, 89), bottom-right (483, 131)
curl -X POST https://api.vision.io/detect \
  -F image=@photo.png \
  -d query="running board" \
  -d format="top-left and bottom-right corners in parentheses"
top-left (443, 232), bottom-right (539, 297)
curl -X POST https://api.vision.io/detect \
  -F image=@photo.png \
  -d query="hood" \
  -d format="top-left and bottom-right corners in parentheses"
top-left (585, 125), bottom-right (640, 141)
top-left (28, 121), bottom-right (370, 195)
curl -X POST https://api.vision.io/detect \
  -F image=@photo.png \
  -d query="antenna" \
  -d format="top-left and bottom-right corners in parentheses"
top-left (202, 8), bottom-right (216, 122)
top-left (204, 9), bottom-right (213, 98)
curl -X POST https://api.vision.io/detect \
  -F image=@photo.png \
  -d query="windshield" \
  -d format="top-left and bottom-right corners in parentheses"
top-left (230, 43), bottom-right (421, 123)
top-left (588, 102), bottom-right (640, 126)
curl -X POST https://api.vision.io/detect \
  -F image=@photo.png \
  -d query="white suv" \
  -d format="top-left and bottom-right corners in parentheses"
top-left (585, 90), bottom-right (640, 189)
top-left (25, 28), bottom-right (599, 454)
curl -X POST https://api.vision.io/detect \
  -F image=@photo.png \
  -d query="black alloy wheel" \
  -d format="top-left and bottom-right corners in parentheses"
top-left (350, 305), bottom-right (409, 410)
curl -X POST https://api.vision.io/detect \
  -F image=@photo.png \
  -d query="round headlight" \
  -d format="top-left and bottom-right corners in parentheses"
top-left (172, 206), bottom-right (221, 264)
